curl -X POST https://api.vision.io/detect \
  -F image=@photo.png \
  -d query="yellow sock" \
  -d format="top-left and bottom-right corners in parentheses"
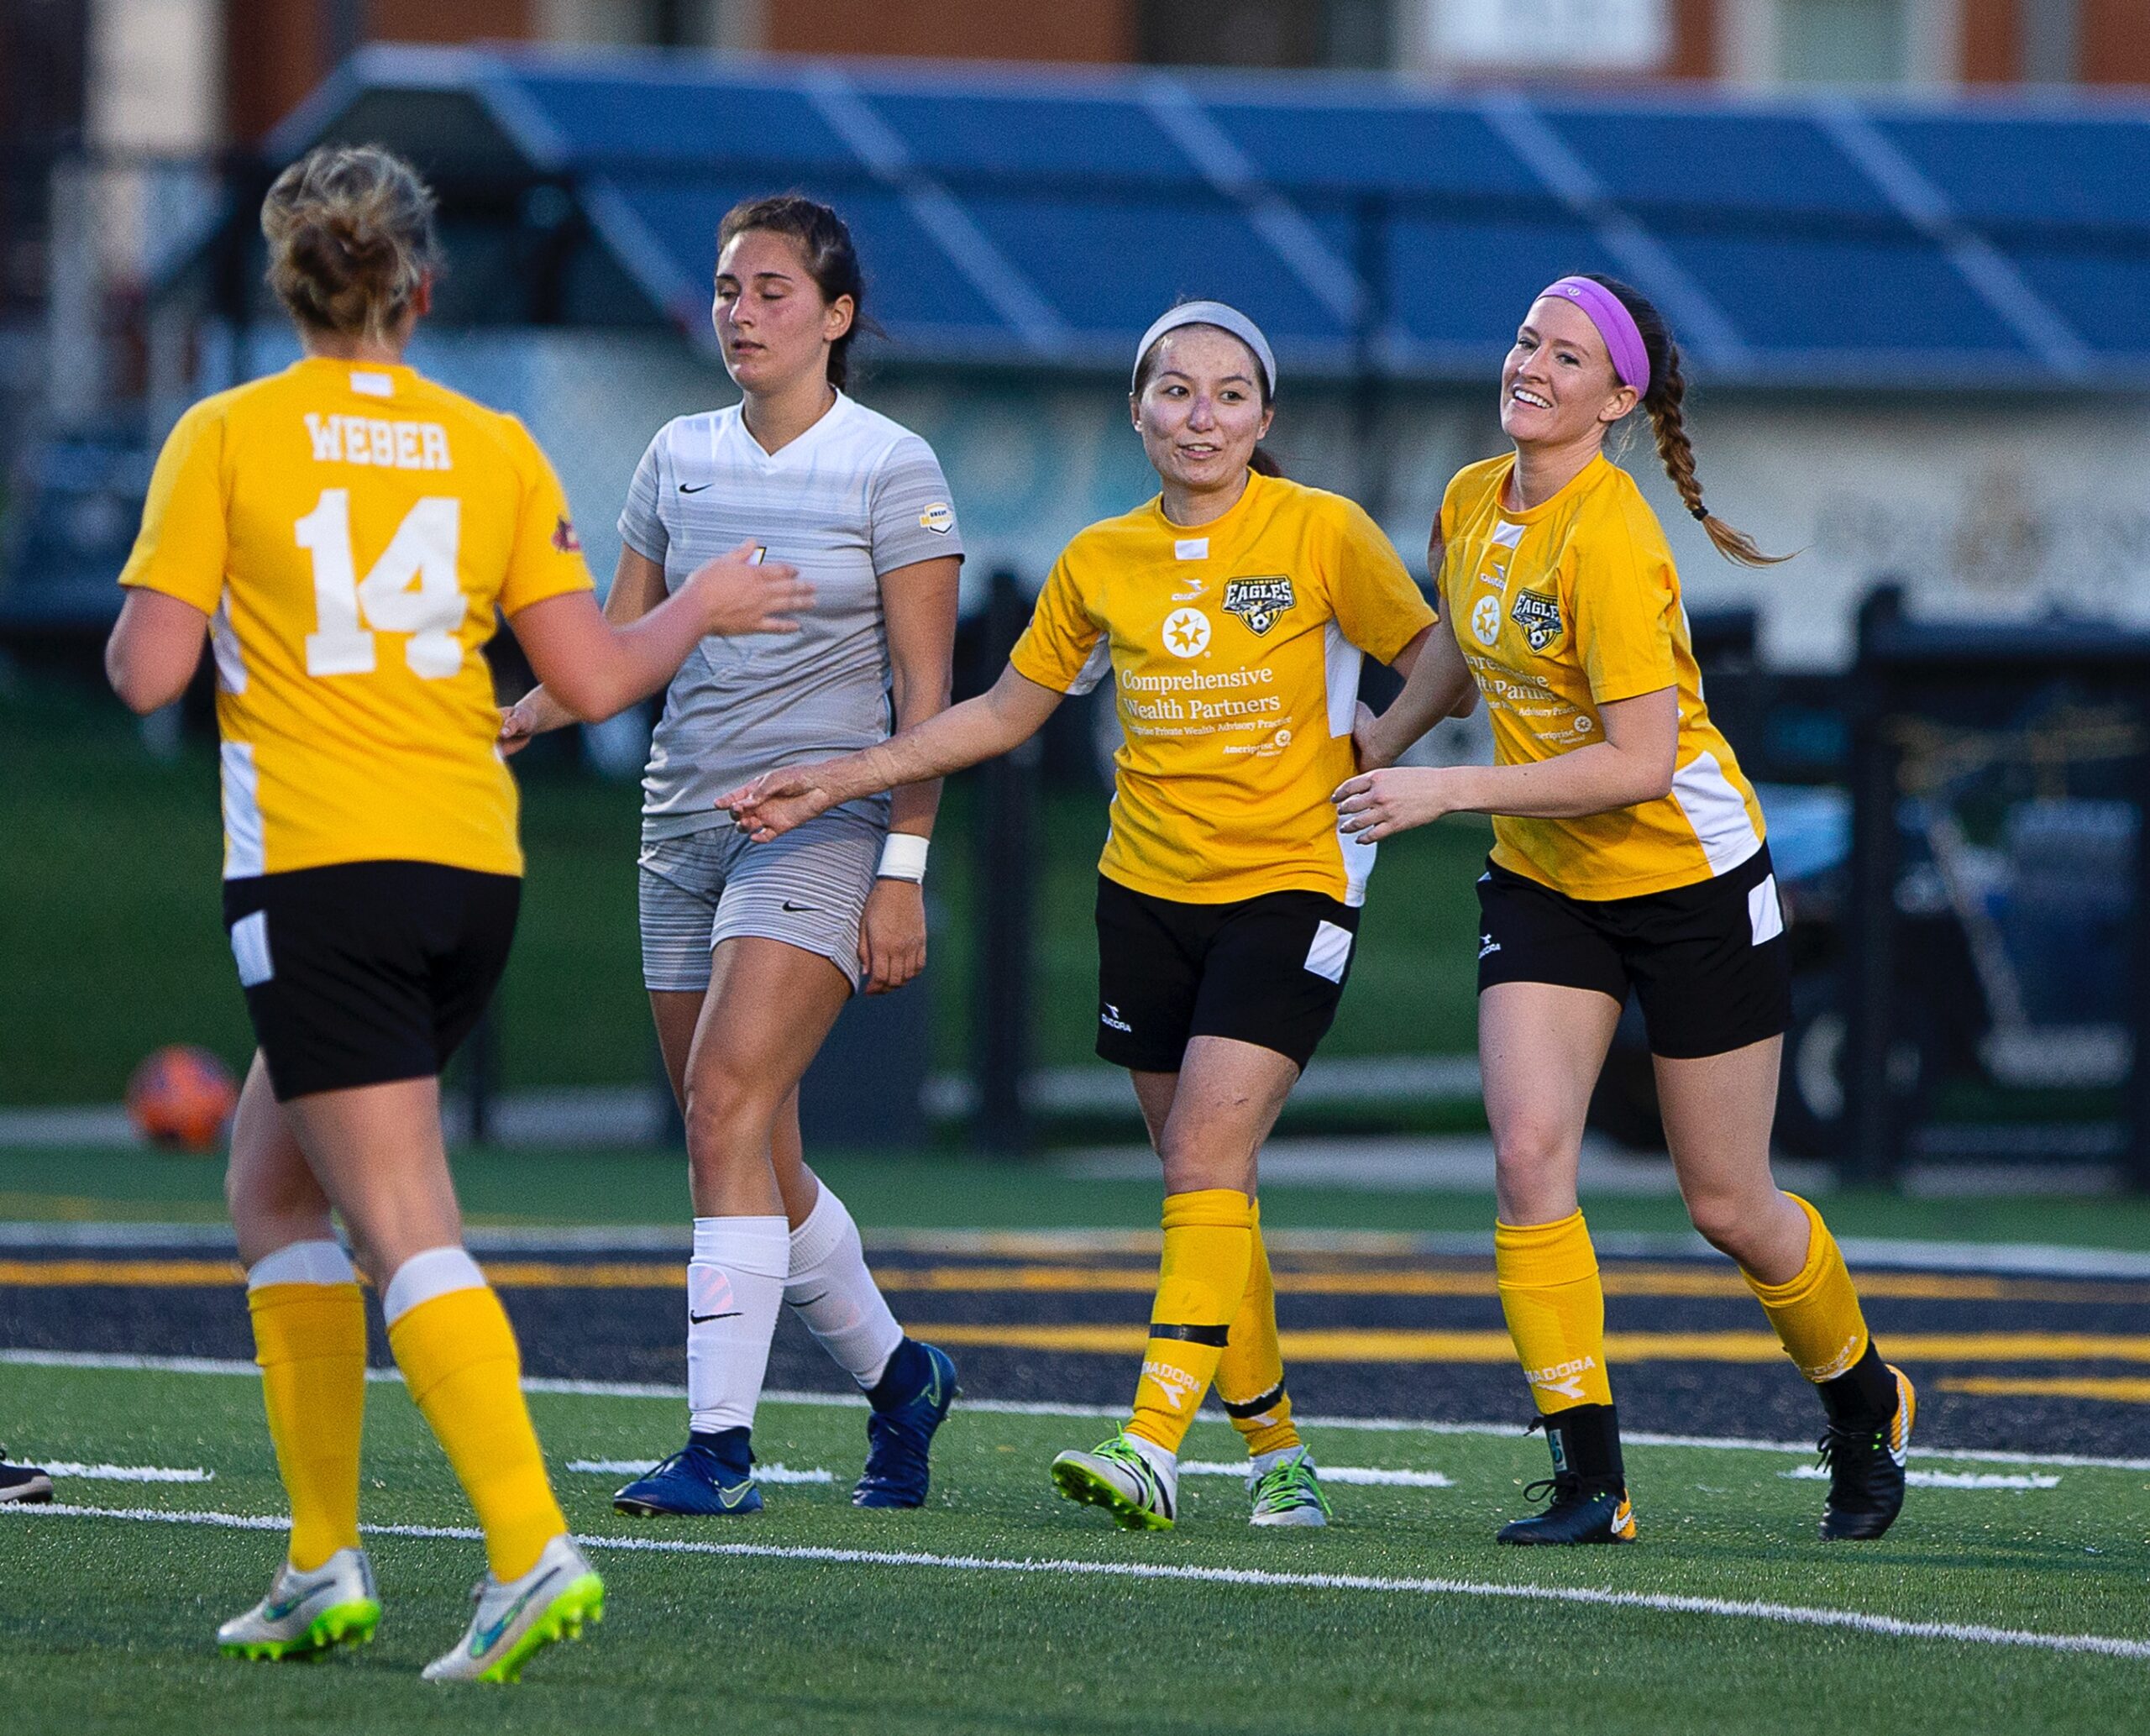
top-left (1496, 1210), bottom-right (1614, 1413)
top-left (1743, 1194), bottom-right (1871, 1382)
top-left (249, 1280), bottom-right (366, 1572)
top-left (1127, 1189), bottom-right (1255, 1456)
top-left (1214, 1206), bottom-right (1298, 1458)
top-left (387, 1283), bottom-right (566, 1581)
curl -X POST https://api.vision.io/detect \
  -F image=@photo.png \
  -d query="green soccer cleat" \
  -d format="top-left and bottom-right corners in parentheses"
top-left (1247, 1445), bottom-right (1331, 1528)
top-left (1051, 1432), bottom-right (1177, 1532)
top-left (422, 1534), bottom-right (605, 1685)
top-left (218, 1547), bottom-right (382, 1660)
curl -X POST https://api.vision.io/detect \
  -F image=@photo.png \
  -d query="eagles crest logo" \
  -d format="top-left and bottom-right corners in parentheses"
top-left (1509, 590), bottom-right (1563, 652)
top-left (1222, 576), bottom-right (1296, 635)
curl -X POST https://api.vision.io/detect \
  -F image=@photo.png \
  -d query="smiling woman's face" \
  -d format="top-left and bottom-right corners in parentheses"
top-left (1499, 295), bottom-right (1637, 450)
top-left (1130, 325), bottom-right (1273, 496)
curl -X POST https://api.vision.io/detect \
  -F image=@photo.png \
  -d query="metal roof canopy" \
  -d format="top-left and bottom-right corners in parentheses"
top-left (167, 42), bottom-right (2150, 391)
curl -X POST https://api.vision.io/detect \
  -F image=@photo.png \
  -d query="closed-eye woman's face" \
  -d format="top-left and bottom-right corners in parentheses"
top-left (713, 228), bottom-right (852, 397)
top-left (1499, 294), bottom-right (1637, 449)
top-left (1131, 325), bottom-right (1273, 495)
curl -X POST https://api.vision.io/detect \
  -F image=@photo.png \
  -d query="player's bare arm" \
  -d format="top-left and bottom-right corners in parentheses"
top-left (859, 552), bottom-right (961, 993)
top-left (1335, 683), bottom-right (1676, 842)
top-left (508, 541), bottom-right (810, 724)
top-left (501, 544), bottom-right (671, 751)
top-left (721, 663), bottom-right (1062, 842)
top-left (105, 589), bottom-right (211, 715)
top-left (1352, 614), bottom-right (1479, 773)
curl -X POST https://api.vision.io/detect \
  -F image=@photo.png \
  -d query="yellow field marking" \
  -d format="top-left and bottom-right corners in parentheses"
top-left (904, 1324), bottom-right (2150, 1364)
top-left (1943, 1377), bottom-right (2150, 1403)
top-left (2, 1256), bottom-right (2146, 1309)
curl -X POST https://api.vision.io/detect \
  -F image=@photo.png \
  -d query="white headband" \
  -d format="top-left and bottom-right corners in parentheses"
top-left (1131, 301), bottom-right (1277, 398)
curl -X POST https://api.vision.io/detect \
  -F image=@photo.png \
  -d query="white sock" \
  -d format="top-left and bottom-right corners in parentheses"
top-left (686, 1216), bottom-right (789, 1434)
top-left (785, 1185), bottom-right (904, 1392)
top-left (1127, 1433), bottom-right (1177, 1478)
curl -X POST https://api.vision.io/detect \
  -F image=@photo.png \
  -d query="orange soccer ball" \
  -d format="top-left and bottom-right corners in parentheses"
top-left (125, 1045), bottom-right (239, 1153)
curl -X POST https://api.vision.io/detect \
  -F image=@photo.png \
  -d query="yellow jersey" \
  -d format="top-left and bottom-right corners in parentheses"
top-left (1439, 453), bottom-right (1765, 900)
top-left (1012, 471), bottom-right (1435, 905)
top-left (118, 358), bottom-right (594, 879)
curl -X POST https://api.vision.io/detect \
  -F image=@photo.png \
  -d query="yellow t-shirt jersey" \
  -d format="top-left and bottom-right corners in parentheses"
top-left (118, 359), bottom-right (595, 878)
top-left (1011, 472), bottom-right (1435, 905)
top-left (1439, 454), bottom-right (1765, 900)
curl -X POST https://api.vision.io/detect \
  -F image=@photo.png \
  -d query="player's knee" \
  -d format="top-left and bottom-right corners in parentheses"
top-left (682, 1066), bottom-right (780, 1161)
top-left (1491, 1115), bottom-right (1576, 1186)
top-left (1682, 1189), bottom-right (1759, 1260)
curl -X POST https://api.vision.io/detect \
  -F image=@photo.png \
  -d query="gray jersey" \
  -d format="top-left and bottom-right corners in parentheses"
top-left (618, 393), bottom-right (963, 840)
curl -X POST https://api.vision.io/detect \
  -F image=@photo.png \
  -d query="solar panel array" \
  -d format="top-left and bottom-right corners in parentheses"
top-left (286, 45), bottom-right (2150, 386)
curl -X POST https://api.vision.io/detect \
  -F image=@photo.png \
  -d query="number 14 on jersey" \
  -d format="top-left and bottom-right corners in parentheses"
top-left (296, 488), bottom-right (467, 680)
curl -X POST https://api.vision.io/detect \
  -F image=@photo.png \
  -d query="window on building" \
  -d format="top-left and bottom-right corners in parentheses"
top-left (1779, 0), bottom-right (1908, 85)
top-left (1140, 0), bottom-right (1394, 70)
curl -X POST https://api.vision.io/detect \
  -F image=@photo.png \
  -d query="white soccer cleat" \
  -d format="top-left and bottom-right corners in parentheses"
top-left (218, 1547), bottom-right (381, 1660)
top-left (1247, 1445), bottom-right (1332, 1528)
top-left (422, 1534), bottom-right (605, 1684)
top-left (1050, 1432), bottom-right (1179, 1531)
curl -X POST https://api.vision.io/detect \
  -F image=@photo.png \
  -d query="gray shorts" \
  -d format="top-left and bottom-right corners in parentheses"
top-left (638, 811), bottom-right (882, 993)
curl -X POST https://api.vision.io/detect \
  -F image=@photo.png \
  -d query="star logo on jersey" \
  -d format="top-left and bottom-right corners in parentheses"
top-left (1510, 589), bottom-right (1563, 652)
top-left (1162, 607), bottom-right (1211, 658)
top-left (551, 515), bottom-right (581, 553)
top-left (1221, 575), bottom-right (1296, 635)
top-left (1471, 593), bottom-right (1502, 647)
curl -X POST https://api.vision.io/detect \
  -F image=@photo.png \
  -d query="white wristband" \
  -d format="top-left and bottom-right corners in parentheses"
top-left (877, 833), bottom-right (930, 883)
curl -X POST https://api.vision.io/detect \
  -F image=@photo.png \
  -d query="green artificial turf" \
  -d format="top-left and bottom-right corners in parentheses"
top-left (2, 671), bottom-right (1485, 1104)
top-left (6, 1142), bottom-right (2150, 1250)
top-left (3, 1362), bottom-right (2147, 1734)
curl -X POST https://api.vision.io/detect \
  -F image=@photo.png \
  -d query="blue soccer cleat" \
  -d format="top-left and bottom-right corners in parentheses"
top-left (853, 1339), bottom-right (958, 1509)
top-left (612, 1431), bottom-right (761, 1518)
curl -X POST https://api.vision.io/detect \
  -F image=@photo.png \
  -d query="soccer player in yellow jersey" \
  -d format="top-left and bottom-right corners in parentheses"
top-left (722, 301), bottom-right (1436, 1530)
top-left (1336, 275), bottom-right (1913, 1545)
top-left (103, 146), bottom-right (810, 1678)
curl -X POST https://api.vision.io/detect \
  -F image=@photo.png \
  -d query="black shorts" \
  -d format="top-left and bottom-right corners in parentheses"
top-left (222, 861), bottom-right (520, 1102)
top-left (1094, 874), bottom-right (1358, 1073)
top-left (1474, 845), bottom-right (1790, 1061)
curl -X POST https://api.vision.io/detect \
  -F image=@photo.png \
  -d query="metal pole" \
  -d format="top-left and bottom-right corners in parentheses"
top-left (1843, 585), bottom-right (1903, 1188)
top-left (973, 569), bottom-right (1036, 1155)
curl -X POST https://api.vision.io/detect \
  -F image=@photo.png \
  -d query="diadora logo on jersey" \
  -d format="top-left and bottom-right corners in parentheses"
top-left (1162, 607), bottom-right (1212, 658)
top-left (1221, 575), bottom-right (1296, 635)
top-left (1510, 589), bottom-right (1564, 652)
top-left (918, 502), bottom-right (954, 534)
top-left (1471, 594), bottom-right (1502, 647)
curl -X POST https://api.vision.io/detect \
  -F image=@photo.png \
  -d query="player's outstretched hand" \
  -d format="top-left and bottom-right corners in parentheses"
top-left (684, 541), bottom-right (814, 637)
top-left (1332, 767), bottom-right (1458, 843)
top-left (497, 703), bottom-right (536, 757)
top-left (1350, 700), bottom-right (1391, 773)
top-left (718, 764), bottom-right (842, 842)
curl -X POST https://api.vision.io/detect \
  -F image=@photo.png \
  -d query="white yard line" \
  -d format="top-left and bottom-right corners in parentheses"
top-left (1178, 1461), bottom-right (1453, 1487)
top-left (5, 1501), bottom-right (2147, 1661)
top-left (1780, 1467), bottom-right (2058, 1491)
top-left (8, 1348), bottom-right (2150, 1472)
top-left (38, 1462), bottom-right (212, 1482)
top-left (567, 1460), bottom-right (831, 1484)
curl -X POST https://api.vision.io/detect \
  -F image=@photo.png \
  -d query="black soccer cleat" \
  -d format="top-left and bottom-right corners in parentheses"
top-left (1817, 1363), bottom-right (1916, 1541)
top-left (0, 1450), bottom-right (52, 1504)
top-left (1497, 1475), bottom-right (1636, 1545)
top-left (1497, 1403), bottom-right (1636, 1545)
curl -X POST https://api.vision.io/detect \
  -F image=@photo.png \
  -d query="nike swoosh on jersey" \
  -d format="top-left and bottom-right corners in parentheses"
top-left (781, 901), bottom-right (816, 913)
top-left (679, 482), bottom-right (712, 494)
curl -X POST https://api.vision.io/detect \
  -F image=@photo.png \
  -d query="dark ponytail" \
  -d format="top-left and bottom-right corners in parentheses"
top-left (1581, 274), bottom-right (1788, 569)
top-left (716, 193), bottom-right (883, 391)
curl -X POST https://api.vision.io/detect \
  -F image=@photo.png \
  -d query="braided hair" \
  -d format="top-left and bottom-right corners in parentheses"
top-left (1581, 274), bottom-right (1788, 569)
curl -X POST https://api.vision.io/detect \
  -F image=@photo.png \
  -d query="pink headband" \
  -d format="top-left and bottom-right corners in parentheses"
top-left (1539, 277), bottom-right (1650, 398)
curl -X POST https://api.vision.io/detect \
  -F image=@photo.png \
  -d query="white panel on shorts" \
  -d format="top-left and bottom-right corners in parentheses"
top-left (228, 910), bottom-right (273, 987)
top-left (1305, 920), bottom-right (1354, 983)
top-left (220, 742), bottom-right (265, 878)
top-left (1748, 873), bottom-right (1785, 946)
top-left (1670, 750), bottom-right (1762, 878)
